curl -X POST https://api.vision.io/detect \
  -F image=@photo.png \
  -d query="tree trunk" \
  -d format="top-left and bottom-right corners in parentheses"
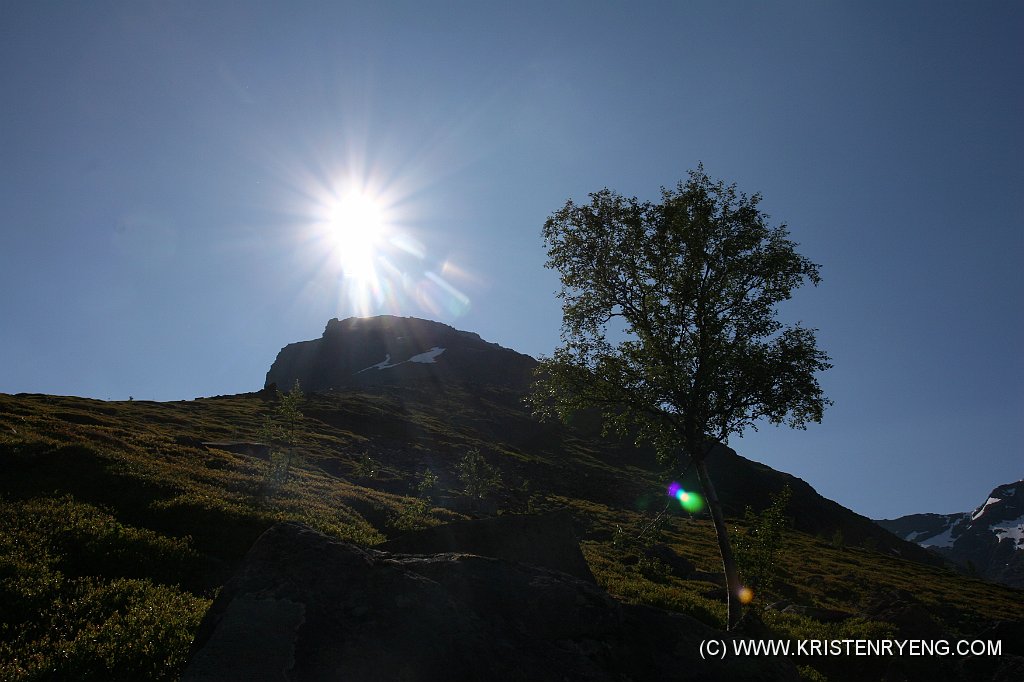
top-left (694, 453), bottom-right (743, 630)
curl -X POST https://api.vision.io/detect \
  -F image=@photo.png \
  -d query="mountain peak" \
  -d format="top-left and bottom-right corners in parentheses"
top-left (265, 316), bottom-right (537, 392)
top-left (877, 478), bottom-right (1024, 588)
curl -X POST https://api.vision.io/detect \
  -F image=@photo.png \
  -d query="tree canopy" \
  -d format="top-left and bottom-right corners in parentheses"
top-left (533, 166), bottom-right (831, 463)
top-left (531, 166), bottom-right (831, 629)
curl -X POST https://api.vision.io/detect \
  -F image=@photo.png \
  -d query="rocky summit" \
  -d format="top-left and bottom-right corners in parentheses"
top-left (265, 316), bottom-right (538, 393)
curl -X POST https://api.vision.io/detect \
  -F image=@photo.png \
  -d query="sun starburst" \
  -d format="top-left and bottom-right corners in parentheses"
top-left (326, 190), bottom-right (389, 282)
top-left (280, 148), bottom-right (475, 319)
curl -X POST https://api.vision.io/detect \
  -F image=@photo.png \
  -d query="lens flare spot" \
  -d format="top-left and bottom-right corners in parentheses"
top-left (738, 586), bottom-right (755, 605)
top-left (679, 491), bottom-right (704, 512)
top-left (667, 482), bottom-right (704, 513)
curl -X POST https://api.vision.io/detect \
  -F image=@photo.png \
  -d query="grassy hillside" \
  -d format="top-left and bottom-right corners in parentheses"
top-left (1, 389), bottom-right (1019, 681)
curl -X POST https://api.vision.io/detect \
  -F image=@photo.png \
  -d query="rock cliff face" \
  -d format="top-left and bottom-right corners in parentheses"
top-left (877, 480), bottom-right (1024, 589)
top-left (265, 316), bottom-right (537, 393)
top-left (378, 510), bottom-right (596, 583)
top-left (182, 521), bottom-right (798, 682)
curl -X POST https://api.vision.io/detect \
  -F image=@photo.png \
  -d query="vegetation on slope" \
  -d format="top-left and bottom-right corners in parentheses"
top-left (1, 390), bottom-right (1019, 681)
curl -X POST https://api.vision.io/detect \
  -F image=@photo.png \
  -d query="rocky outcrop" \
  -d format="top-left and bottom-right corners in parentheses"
top-left (877, 480), bottom-right (1024, 588)
top-left (380, 510), bottom-right (596, 583)
top-left (265, 316), bottom-right (537, 393)
top-left (182, 521), bottom-right (798, 682)
top-left (641, 543), bottom-right (695, 579)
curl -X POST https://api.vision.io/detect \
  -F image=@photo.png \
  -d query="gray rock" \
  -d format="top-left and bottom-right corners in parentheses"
top-left (641, 543), bottom-right (695, 578)
top-left (183, 522), bottom-right (799, 682)
top-left (265, 316), bottom-right (538, 392)
top-left (688, 570), bottom-right (727, 586)
top-left (380, 510), bottom-right (595, 583)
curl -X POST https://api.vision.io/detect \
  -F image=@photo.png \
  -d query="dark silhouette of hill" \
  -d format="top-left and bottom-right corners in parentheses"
top-left (266, 316), bottom-right (537, 392)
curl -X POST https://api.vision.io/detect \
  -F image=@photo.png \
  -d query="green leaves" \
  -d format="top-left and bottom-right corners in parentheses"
top-left (456, 448), bottom-right (502, 500)
top-left (257, 379), bottom-right (305, 493)
top-left (533, 166), bottom-right (832, 462)
top-left (735, 485), bottom-right (793, 594)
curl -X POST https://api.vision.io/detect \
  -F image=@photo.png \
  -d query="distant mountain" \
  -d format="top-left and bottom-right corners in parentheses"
top-left (877, 480), bottom-right (1024, 588)
top-left (266, 316), bottom-right (537, 392)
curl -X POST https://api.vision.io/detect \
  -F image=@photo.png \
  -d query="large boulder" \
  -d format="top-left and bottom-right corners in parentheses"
top-left (379, 510), bottom-right (595, 583)
top-left (182, 522), bottom-right (797, 681)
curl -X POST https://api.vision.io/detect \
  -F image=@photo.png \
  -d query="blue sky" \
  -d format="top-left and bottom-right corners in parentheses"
top-left (1, 1), bottom-right (1020, 519)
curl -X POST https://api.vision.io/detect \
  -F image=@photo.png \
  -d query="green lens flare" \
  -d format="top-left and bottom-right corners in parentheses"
top-left (668, 482), bottom-right (704, 513)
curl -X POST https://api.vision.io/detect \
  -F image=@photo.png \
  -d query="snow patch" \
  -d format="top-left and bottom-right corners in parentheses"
top-left (919, 525), bottom-right (958, 549)
top-left (355, 347), bottom-right (446, 373)
top-left (991, 514), bottom-right (1024, 547)
top-left (972, 496), bottom-right (1003, 521)
top-left (356, 354), bottom-right (397, 373)
top-left (409, 347), bottom-right (445, 364)
top-left (910, 514), bottom-right (967, 548)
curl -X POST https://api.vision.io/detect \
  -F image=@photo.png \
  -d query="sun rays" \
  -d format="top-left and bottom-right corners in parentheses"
top-left (297, 162), bottom-right (473, 320)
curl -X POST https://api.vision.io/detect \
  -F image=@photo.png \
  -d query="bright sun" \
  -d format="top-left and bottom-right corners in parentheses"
top-left (327, 191), bottom-right (388, 280)
top-left (302, 170), bottom-right (471, 318)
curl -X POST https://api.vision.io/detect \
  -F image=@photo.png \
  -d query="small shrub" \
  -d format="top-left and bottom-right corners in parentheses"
top-left (1, 495), bottom-right (201, 590)
top-left (734, 485), bottom-right (791, 595)
top-left (416, 468), bottom-right (440, 500)
top-left (635, 555), bottom-right (672, 582)
top-left (830, 528), bottom-right (845, 549)
top-left (611, 524), bottom-right (632, 550)
top-left (351, 454), bottom-right (382, 479)
top-left (387, 498), bottom-right (438, 534)
top-left (455, 448), bottom-right (501, 499)
top-left (256, 380), bottom-right (305, 493)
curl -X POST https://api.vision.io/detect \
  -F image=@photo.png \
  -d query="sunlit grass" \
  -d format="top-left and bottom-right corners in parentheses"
top-left (1, 389), bottom-right (1020, 681)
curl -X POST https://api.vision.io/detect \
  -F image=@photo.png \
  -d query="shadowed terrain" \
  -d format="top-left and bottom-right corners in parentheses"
top-left (2, 318), bottom-right (1021, 680)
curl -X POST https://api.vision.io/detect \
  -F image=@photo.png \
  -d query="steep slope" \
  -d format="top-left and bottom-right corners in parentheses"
top-left (4, 316), bottom-right (1021, 680)
top-left (4, 389), bottom-right (1021, 682)
top-left (268, 316), bottom-right (941, 563)
top-left (689, 448), bottom-right (945, 564)
top-left (877, 480), bottom-right (1024, 588)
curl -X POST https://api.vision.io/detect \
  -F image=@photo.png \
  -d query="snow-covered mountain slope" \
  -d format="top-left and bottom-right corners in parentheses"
top-left (876, 480), bottom-right (1024, 589)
